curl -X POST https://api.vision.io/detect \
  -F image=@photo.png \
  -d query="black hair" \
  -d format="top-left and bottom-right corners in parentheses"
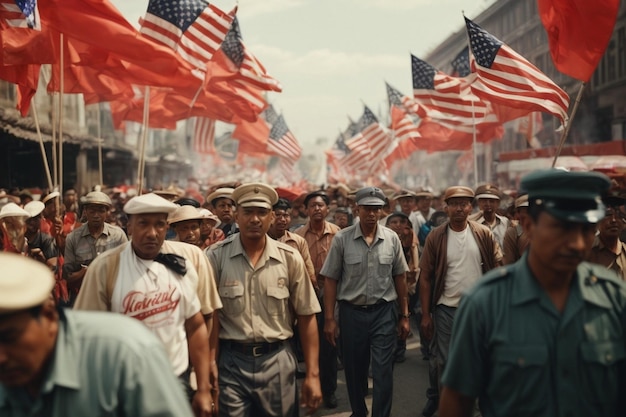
top-left (273, 198), bottom-right (292, 211)
top-left (174, 198), bottom-right (201, 208)
top-left (385, 212), bottom-right (412, 228)
top-left (304, 191), bottom-right (330, 208)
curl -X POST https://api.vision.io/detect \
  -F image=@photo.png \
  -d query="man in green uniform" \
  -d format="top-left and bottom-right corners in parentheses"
top-left (439, 169), bottom-right (626, 417)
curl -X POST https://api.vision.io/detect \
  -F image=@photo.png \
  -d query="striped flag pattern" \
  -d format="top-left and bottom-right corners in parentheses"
top-left (267, 114), bottom-right (302, 162)
top-left (140, 0), bottom-right (235, 73)
top-left (193, 117), bottom-right (216, 154)
top-left (465, 17), bottom-right (570, 123)
top-left (1, 0), bottom-right (39, 29)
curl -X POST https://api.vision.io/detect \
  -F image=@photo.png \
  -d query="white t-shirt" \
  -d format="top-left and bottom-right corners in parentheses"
top-left (438, 226), bottom-right (482, 308)
top-left (112, 244), bottom-right (201, 375)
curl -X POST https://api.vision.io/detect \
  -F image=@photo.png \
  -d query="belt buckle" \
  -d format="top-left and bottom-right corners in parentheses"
top-left (252, 345), bottom-right (263, 357)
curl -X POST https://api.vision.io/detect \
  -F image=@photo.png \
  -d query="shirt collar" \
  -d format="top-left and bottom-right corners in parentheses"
top-left (229, 235), bottom-right (285, 264)
top-left (79, 222), bottom-right (111, 238)
top-left (352, 223), bottom-right (385, 242)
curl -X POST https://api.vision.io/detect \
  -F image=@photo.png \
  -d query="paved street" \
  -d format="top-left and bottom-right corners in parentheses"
top-left (301, 321), bottom-right (431, 417)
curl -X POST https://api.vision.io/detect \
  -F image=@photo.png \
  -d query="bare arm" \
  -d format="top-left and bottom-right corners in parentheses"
top-left (322, 277), bottom-right (338, 346)
top-left (297, 314), bottom-right (322, 414)
top-left (185, 311), bottom-right (212, 417)
top-left (438, 386), bottom-right (475, 417)
top-left (208, 312), bottom-right (220, 416)
top-left (394, 273), bottom-right (410, 340)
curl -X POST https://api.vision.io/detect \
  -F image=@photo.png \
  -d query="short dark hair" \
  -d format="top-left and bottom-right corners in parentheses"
top-left (273, 198), bottom-right (292, 211)
top-left (304, 191), bottom-right (329, 208)
top-left (174, 197), bottom-right (201, 208)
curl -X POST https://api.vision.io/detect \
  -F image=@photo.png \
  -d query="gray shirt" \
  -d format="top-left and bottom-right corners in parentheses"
top-left (320, 223), bottom-right (409, 305)
top-left (0, 309), bottom-right (193, 417)
top-left (63, 222), bottom-right (128, 277)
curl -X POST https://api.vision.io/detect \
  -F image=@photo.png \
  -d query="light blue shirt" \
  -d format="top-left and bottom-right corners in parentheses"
top-left (0, 309), bottom-right (193, 417)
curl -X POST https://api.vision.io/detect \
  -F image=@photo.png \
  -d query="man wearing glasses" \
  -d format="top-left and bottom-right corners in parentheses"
top-left (588, 191), bottom-right (626, 280)
top-left (418, 186), bottom-right (502, 417)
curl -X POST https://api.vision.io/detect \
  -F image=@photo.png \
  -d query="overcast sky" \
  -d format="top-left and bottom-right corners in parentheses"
top-left (110, 0), bottom-right (496, 148)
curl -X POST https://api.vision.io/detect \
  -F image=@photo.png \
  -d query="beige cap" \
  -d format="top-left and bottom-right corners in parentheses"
top-left (168, 205), bottom-right (205, 225)
top-left (82, 191), bottom-right (112, 207)
top-left (475, 184), bottom-right (501, 200)
top-left (393, 189), bottom-right (416, 200)
top-left (514, 194), bottom-right (529, 208)
top-left (0, 202), bottom-right (30, 219)
top-left (42, 191), bottom-right (60, 205)
top-left (443, 186), bottom-right (474, 201)
top-left (231, 183), bottom-right (278, 210)
top-left (0, 253), bottom-right (54, 314)
top-left (24, 201), bottom-right (45, 217)
top-left (199, 208), bottom-right (220, 224)
top-left (414, 188), bottom-right (434, 199)
top-left (154, 185), bottom-right (184, 199)
top-left (124, 193), bottom-right (178, 215)
top-left (206, 187), bottom-right (236, 205)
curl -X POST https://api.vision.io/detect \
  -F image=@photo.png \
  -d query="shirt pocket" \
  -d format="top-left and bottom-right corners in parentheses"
top-left (218, 284), bottom-right (245, 316)
top-left (580, 341), bottom-right (625, 407)
top-left (378, 255), bottom-right (394, 277)
top-left (267, 285), bottom-right (290, 317)
top-left (345, 254), bottom-right (362, 279)
top-left (491, 345), bottom-right (549, 414)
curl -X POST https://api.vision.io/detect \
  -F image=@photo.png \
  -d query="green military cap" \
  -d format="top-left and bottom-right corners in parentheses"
top-left (520, 169), bottom-right (611, 223)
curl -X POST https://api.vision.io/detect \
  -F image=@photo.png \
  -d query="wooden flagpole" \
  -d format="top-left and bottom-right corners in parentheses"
top-left (31, 100), bottom-right (53, 191)
top-left (471, 100), bottom-right (478, 187)
top-left (137, 86), bottom-right (151, 195)
top-left (552, 81), bottom-right (586, 167)
top-left (51, 93), bottom-right (58, 190)
top-left (97, 103), bottom-right (103, 186)
top-left (58, 33), bottom-right (64, 196)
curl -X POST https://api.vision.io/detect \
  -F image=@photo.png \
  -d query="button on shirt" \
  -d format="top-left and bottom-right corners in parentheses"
top-left (442, 253), bottom-right (626, 417)
top-left (320, 224), bottom-right (409, 305)
top-left (0, 310), bottom-right (194, 417)
top-left (63, 222), bottom-right (128, 277)
top-left (206, 236), bottom-right (321, 342)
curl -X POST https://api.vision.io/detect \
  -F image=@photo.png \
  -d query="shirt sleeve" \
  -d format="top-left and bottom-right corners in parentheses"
top-left (441, 293), bottom-right (487, 398)
top-left (319, 233), bottom-right (344, 280)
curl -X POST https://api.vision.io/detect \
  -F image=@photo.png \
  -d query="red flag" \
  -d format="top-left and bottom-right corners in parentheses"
top-left (0, 1), bottom-right (55, 65)
top-left (384, 106), bottom-right (421, 164)
top-left (465, 17), bottom-right (570, 123)
top-left (538, 0), bottom-right (620, 82)
top-left (0, 63), bottom-right (39, 115)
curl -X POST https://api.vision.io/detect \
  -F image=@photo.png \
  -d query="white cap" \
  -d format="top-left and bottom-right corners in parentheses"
top-left (0, 203), bottom-right (30, 219)
top-left (168, 205), bottom-right (205, 225)
top-left (23, 201), bottom-right (45, 217)
top-left (124, 193), bottom-right (178, 215)
top-left (0, 253), bottom-right (54, 314)
top-left (42, 191), bottom-right (60, 205)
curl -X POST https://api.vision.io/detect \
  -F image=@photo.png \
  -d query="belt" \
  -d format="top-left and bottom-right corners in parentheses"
top-left (340, 300), bottom-right (390, 312)
top-left (222, 340), bottom-right (285, 357)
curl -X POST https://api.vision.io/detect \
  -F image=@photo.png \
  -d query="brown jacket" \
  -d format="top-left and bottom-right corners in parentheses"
top-left (419, 220), bottom-right (502, 310)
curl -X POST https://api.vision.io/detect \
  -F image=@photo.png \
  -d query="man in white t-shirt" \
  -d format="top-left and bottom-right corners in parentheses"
top-left (417, 186), bottom-right (502, 417)
top-left (75, 193), bottom-right (219, 417)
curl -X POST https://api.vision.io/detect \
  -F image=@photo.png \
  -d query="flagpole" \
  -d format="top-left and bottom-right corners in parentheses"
top-left (58, 33), bottom-right (64, 196)
top-left (97, 103), bottom-right (103, 186)
top-left (137, 86), bottom-right (151, 195)
top-left (51, 93), bottom-right (58, 191)
top-left (552, 82), bottom-right (586, 167)
top-left (31, 100), bottom-right (53, 191)
top-left (471, 100), bottom-right (478, 187)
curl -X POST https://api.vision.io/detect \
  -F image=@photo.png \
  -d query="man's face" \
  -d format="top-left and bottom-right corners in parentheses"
top-left (398, 197), bottom-right (415, 215)
top-left (84, 204), bottom-right (109, 229)
top-left (444, 198), bottom-right (473, 226)
top-left (417, 197), bottom-right (432, 212)
top-left (235, 206), bottom-right (274, 241)
top-left (272, 209), bottom-right (290, 234)
top-left (127, 213), bottom-right (168, 260)
top-left (213, 198), bottom-right (234, 224)
top-left (25, 215), bottom-right (41, 235)
top-left (525, 211), bottom-right (596, 275)
top-left (200, 218), bottom-right (216, 238)
top-left (387, 217), bottom-right (411, 239)
top-left (305, 196), bottom-right (328, 222)
top-left (173, 220), bottom-right (201, 246)
top-left (0, 304), bottom-right (58, 389)
top-left (334, 212), bottom-right (349, 229)
top-left (597, 206), bottom-right (626, 241)
top-left (63, 192), bottom-right (76, 206)
top-left (357, 205), bottom-right (381, 228)
top-left (477, 197), bottom-right (500, 217)
top-left (42, 201), bottom-right (57, 219)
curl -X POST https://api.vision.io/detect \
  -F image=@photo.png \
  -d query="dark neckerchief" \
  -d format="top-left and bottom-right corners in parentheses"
top-left (154, 253), bottom-right (187, 276)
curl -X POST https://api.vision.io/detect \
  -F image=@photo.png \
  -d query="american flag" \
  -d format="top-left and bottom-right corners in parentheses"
top-left (386, 83), bottom-right (421, 158)
top-left (222, 17), bottom-right (282, 93)
top-left (412, 54), bottom-right (498, 127)
top-left (1, 0), bottom-right (39, 29)
top-left (386, 82), bottom-right (419, 115)
top-left (451, 47), bottom-right (470, 77)
top-left (343, 106), bottom-right (392, 172)
top-left (193, 117), bottom-right (215, 154)
top-left (140, 0), bottom-right (234, 73)
top-left (267, 114), bottom-right (301, 162)
top-left (465, 17), bottom-right (570, 123)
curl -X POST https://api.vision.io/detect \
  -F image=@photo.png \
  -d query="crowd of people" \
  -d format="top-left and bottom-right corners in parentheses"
top-left (1, 169), bottom-right (626, 417)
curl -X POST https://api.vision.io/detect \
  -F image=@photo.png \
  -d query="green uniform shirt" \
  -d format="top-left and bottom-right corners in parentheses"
top-left (0, 310), bottom-right (193, 417)
top-left (442, 252), bottom-right (626, 417)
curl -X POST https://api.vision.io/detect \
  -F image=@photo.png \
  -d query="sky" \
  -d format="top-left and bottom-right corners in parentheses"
top-left (110, 0), bottom-right (496, 149)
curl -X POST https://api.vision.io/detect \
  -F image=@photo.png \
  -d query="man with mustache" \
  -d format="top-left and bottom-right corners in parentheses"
top-left (439, 169), bottom-right (626, 417)
top-left (418, 185), bottom-right (502, 417)
top-left (588, 190), bottom-right (626, 280)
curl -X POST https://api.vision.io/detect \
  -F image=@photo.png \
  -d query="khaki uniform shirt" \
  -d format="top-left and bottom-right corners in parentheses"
top-left (0, 310), bottom-right (194, 417)
top-left (502, 224), bottom-right (529, 265)
top-left (589, 236), bottom-right (626, 281)
top-left (443, 254), bottom-right (626, 417)
top-left (320, 224), bottom-right (409, 305)
top-left (75, 240), bottom-right (222, 315)
top-left (276, 231), bottom-right (316, 283)
top-left (469, 212), bottom-right (510, 249)
top-left (206, 235), bottom-right (320, 343)
top-left (295, 220), bottom-right (341, 285)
